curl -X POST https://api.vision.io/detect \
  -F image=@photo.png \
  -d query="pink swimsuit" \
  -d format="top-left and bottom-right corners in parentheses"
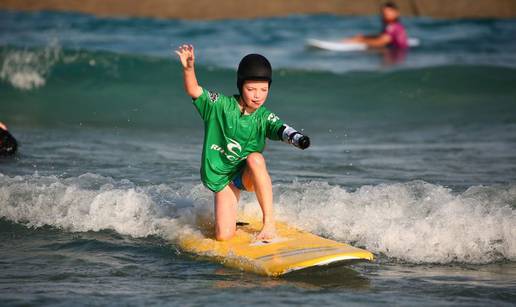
top-left (384, 22), bottom-right (408, 49)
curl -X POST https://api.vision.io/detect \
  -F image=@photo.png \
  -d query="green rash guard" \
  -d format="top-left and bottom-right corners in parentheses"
top-left (193, 87), bottom-right (284, 192)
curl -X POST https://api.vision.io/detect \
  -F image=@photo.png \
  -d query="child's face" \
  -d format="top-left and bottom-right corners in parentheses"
top-left (241, 80), bottom-right (269, 110)
top-left (382, 7), bottom-right (399, 22)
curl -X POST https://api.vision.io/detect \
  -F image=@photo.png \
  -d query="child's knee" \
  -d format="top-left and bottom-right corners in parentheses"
top-left (215, 228), bottom-right (235, 241)
top-left (246, 152), bottom-right (265, 169)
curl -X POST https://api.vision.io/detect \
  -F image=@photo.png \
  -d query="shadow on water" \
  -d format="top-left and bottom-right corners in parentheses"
top-left (283, 261), bottom-right (371, 290)
top-left (206, 261), bottom-right (371, 290)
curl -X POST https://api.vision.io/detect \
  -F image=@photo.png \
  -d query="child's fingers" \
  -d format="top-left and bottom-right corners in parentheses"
top-left (174, 44), bottom-right (194, 62)
top-left (179, 46), bottom-right (191, 54)
top-left (175, 50), bottom-right (186, 59)
top-left (180, 44), bottom-right (191, 52)
top-left (189, 45), bottom-right (195, 56)
top-left (177, 44), bottom-right (193, 52)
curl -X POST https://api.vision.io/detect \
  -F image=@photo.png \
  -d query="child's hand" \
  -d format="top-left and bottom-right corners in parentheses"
top-left (344, 34), bottom-right (364, 43)
top-left (175, 44), bottom-right (195, 70)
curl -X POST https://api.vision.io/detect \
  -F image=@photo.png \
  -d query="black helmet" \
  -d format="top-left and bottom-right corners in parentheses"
top-left (237, 54), bottom-right (272, 94)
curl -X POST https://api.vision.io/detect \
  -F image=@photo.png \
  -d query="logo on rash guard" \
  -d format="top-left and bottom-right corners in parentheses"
top-left (210, 138), bottom-right (244, 162)
top-left (226, 138), bottom-right (242, 157)
top-left (208, 91), bottom-right (219, 102)
top-left (267, 113), bottom-right (279, 123)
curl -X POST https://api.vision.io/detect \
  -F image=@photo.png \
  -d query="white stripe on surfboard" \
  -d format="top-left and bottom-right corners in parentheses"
top-left (255, 246), bottom-right (345, 262)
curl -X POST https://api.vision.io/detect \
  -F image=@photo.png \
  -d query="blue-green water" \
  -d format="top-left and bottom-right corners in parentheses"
top-left (1, 10), bottom-right (516, 306)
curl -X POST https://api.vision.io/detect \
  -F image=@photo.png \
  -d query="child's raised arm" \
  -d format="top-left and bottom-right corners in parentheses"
top-left (175, 44), bottom-right (203, 99)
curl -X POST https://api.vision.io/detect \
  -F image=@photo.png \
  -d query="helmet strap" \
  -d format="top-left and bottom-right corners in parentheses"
top-left (238, 95), bottom-right (249, 115)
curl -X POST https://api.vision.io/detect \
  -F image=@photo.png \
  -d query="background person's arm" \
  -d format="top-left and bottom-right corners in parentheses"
top-left (361, 33), bottom-right (392, 48)
top-left (345, 33), bottom-right (391, 48)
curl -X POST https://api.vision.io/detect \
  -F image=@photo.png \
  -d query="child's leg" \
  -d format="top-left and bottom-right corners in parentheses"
top-left (214, 184), bottom-right (240, 241)
top-left (241, 152), bottom-right (276, 240)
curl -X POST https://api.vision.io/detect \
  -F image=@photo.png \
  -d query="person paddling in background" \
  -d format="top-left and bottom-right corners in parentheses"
top-left (175, 45), bottom-right (310, 241)
top-left (345, 1), bottom-right (408, 50)
top-left (0, 122), bottom-right (18, 156)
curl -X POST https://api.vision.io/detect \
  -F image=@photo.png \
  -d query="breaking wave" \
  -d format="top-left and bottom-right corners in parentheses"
top-left (1, 173), bottom-right (515, 264)
top-left (0, 40), bottom-right (61, 90)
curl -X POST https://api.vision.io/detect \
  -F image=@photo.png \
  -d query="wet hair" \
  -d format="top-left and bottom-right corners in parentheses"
top-left (382, 1), bottom-right (399, 10)
top-left (381, 1), bottom-right (400, 30)
top-left (0, 128), bottom-right (17, 156)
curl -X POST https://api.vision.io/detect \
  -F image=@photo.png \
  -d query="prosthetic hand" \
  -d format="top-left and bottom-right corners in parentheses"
top-left (278, 125), bottom-right (310, 150)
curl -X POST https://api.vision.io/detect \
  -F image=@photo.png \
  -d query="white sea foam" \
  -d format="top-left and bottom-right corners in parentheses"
top-left (0, 40), bottom-right (61, 90)
top-left (0, 173), bottom-right (209, 240)
top-left (257, 181), bottom-right (516, 264)
top-left (1, 173), bottom-right (515, 264)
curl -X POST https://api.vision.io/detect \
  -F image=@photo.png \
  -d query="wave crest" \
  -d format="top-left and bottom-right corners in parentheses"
top-left (1, 173), bottom-right (515, 264)
top-left (271, 181), bottom-right (516, 264)
top-left (0, 40), bottom-right (61, 90)
top-left (0, 173), bottom-right (209, 239)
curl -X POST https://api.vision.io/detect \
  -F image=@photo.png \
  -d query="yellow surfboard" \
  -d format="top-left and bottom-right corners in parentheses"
top-left (179, 216), bottom-right (374, 277)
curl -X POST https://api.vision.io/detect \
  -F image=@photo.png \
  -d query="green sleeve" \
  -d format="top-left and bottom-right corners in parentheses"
top-left (192, 88), bottom-right (222, 121)
top-left (264, 109), bottom-right (285, 141)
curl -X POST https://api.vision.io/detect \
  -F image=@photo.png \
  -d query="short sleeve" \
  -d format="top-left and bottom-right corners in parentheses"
top-left (385, 24), bottom-right (396, 38)
top-left (264, 110), bottom-right (284, 140)
top-left (385, 23), bottom-right (408, 49)
top-left (192, 88), bottom-right (222, 121)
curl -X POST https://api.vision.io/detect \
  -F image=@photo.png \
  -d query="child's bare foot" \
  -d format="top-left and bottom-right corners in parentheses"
top-left (256, 223), bottom-right (276, 241)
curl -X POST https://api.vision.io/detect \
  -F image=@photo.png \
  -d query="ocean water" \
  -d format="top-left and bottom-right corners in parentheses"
top-left (1, 10), bottom-right (516, 306)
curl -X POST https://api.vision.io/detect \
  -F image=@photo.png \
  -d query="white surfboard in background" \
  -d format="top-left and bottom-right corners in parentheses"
top-left (306, 38), bottom-right (420, 52)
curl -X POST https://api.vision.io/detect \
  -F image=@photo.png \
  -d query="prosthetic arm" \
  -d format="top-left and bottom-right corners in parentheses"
top-left (278, 125), bottom-right (310, 150)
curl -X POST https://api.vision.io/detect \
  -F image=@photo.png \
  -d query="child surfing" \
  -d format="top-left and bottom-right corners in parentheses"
top-left (175, 44), bottom-right (310, 241)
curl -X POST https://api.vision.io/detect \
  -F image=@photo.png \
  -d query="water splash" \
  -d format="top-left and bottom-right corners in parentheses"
top-left (0, 39), bottom-right (61, 90)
